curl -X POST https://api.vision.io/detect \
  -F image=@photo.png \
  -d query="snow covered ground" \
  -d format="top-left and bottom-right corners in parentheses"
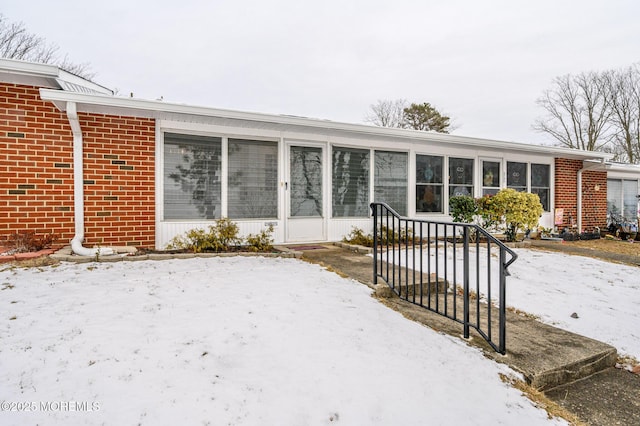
top-left (384, 245), bottom-right (640, 360)
top-left (0, 255), bottom-right (568, 425)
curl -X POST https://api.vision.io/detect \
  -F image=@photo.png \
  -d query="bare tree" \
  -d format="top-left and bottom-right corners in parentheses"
top-left (533, 72), bottom-right (613, 152)
top-left (365, 99), bottom-right (408, 128)
top-left (0, 14), bottom-right (94, 80)
top-left (606, 65), bottom-right (640, 163)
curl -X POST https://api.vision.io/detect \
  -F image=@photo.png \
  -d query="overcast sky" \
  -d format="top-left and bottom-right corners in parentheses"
top-left (4, 0), bottom-right (639, 144)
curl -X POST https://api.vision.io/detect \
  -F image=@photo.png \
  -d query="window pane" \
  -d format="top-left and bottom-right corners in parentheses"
top-left (416, 155), bottom-right (443, 184)
top-left (332, 147), bottom-right (370, 217)
top-left (417, 185), bottom-right (443, 213)
top-left (290, 146), bottom-right (322, 217)
top-left (449, 158), bottom-right (473, 185)
top-left (164, 133), bottom-right (221, 220)
top-left (607, 179), bottom-right (622, 215)
top-left (449, 157), bottom-right (473, 198)
top-left (531, 164), bottom-right (550, 187)
top-left (374, 151), bottom-right (407, 215)
top-left (531, 164), bottom-right (550, 211)
top-left (482, 161), bottom-right (500, 188)
top-left (623, 180), bottom-right (638, 221)
top-left (228, 139), bottom-right (278, 219)
top-left (507, 162), bottom-right (527, 191)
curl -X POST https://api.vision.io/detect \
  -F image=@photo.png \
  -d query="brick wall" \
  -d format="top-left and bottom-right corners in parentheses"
top-left (554, 158), bottom-right (607, 232)
top-left (79, 112), bottom-right (155, 248)
top-left (0, 83), bottom-right (156, 249)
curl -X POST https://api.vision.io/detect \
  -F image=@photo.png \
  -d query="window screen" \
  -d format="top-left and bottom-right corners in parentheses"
top-left (332, 147), bottom-right (370, 217)
top-left (228, 139), bottom-right (278, 219)
top-left (164, 133), bottom-right (222, 220)
top-left (374, 151), bottom-right (408, 215)
top-left (623, 180), bottom-right (639, 221)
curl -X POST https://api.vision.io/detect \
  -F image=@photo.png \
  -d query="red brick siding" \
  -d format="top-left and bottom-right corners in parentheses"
top-left (79, 112), bottom-right (155, 248)
top-left (0, 83), bottom-right (156, 248)
top-left (554, 158), bottom-right (607, 231)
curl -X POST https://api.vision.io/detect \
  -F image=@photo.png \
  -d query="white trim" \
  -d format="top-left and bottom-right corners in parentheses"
top-left (0, 58), bottom-right (112, 94)
top-left (221, 137), bottom-right (229, 218)
top-left (155, 127), bottom-right (164, 249)
top-left (38, 88), bottom-right (613, 162)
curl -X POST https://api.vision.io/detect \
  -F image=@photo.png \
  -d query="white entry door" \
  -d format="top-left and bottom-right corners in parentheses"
top-left (286, 144), bottom-right (326, 242)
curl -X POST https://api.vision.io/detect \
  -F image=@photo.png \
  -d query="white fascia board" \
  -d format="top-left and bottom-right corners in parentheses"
top-left (0, 58), bottom-right (60, 77)
top-left (0, 58), bottom-right (113, 94)
top-left (39, 88), bottom-right (613, 161)
top-left (606, 162), bottom-right (640, 178)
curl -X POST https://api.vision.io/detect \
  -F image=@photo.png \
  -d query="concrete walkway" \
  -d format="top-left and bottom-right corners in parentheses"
top-left (299, 244), bottom-right (640, 426)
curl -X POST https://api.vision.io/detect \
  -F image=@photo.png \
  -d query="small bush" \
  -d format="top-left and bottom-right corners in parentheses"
top-left (213, 217), bottom-right (241, 250)
top-left (2, 231), bottom-right (58, 253)
top-left (167, 218), bottom-right (241, 253)
top-left (343, 227), bottom-right (374, 247)
top-left (476, 195), bottom-right (503, 231)
top-left (449, 195), bottom-right (477, 223)
top-left (492, 189), bottom-right (543, 242)
top-left (246, 225), bottom-right (274, 252)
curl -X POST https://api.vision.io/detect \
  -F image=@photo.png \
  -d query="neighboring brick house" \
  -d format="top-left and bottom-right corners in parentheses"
top-left (1, 58), bottom-right (638, 252)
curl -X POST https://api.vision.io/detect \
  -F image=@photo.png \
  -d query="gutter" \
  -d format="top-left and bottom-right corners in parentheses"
top-left (576, 158), bottom-right (609, 232)
top-left (66, 102), bottom-right (115, 257)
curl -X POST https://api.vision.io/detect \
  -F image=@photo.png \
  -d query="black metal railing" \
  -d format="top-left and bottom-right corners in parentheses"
top-left (371, 202), bottom-right (518, 354)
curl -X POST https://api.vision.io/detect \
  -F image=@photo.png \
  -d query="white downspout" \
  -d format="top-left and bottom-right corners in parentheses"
top-left (67, 102), bottom-right (115, 256)
top-left (576, 158), bottom-right (606, 233)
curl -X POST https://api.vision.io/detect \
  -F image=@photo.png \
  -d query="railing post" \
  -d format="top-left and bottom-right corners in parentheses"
top-left (371, 203), bottom-right (378, 285)
top-left (499, 248), bottom-right (507, 354)
top-left (463, 226), bottom-right (470, 340)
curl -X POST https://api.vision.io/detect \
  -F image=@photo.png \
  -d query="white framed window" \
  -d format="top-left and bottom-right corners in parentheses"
top-left (608, 179), bottom-right (639, 222)
top-left (531, 163), bottom-right (551, 211)
top-left (449, 157), bottom-right (474, 198)
top-left (481, 160), bottom-right (501, 196)
top-left (507, 161), bottom-right (527, 192)
top-left (374, 150), bottom-right (408, 216)
top-left (163, 133), bottom-right (222, 220)
top-left (332, 146), bottom-right (370, 217)
top-left (416, 154), bottom-right (444, 213)
top-left (228, 139), bottom-right (278, 219)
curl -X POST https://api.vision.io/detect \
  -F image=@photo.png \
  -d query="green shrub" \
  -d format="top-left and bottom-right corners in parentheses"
top-left (475, 195), bottom-right (503, 231)
top-left (246, 225), bottom-right (274, 252)
top-left (449, 195), bottom-right (477, 223)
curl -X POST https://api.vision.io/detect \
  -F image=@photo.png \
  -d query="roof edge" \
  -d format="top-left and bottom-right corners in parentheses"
top-left (0, 58), bottom-right (113, 95)
top-left (39, 88), bottom-right (614, 161)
